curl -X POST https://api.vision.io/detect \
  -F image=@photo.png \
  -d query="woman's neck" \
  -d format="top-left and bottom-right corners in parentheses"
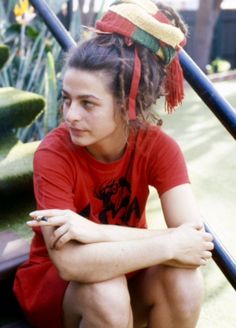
top-left (86, 135), bottom-right (128, 163)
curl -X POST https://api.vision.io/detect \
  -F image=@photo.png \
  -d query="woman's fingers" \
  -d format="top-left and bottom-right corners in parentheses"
top-left (50, 224), bottom-right (69, 249)
top-left (29, 209), bottom-right (69, 219)
top-left (194, 222), bottom-right (204, 230)
top-left (202, 250), bottom-right (212, 259)
top-left (53, 232), bottom-right (71, 250)
top-left (27, 215), bottom-right (68, 227)
top-left (27, 209), bottom-right (100, 247)
top-left (200, 258), bottom-right (207, 266)
top-left (203, 232), bottom-right (214, 242)
top-left (205, 241), bottom-right (214, 251)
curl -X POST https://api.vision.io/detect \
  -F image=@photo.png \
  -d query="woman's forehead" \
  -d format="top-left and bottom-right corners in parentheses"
top-left (63, 68), bottom-right (112, 93)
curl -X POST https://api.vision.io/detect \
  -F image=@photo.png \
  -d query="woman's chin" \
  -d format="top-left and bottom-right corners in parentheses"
top-left (70, 134), bottom-right (90, 147)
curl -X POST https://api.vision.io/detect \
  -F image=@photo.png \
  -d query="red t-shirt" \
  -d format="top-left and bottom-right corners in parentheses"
top-left (35, 123), bottom-right (188, 219)
top-left (14, 123), bottom-right (190, 327)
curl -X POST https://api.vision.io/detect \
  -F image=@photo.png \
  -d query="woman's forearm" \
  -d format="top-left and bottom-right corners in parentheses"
top-left (48, 221), bottom-right (213, 283)
top-left (34, 209), bottom-right (213, 283)
top-left (52, 233), bottom-right (172, 283)
top-left (99, 224), bottom-right (168, 242)
top-left (30, 209), bottom-right (166, 247)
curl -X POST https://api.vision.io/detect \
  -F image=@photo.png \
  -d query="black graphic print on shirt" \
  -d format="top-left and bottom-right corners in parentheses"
top-left (79, 177), bottom-right (141, 225)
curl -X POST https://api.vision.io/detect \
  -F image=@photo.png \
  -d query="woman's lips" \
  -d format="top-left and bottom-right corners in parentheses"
top-left (70, 127), bottom-right (88, 135)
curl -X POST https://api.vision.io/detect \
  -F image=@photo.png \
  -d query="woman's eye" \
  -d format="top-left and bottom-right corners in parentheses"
top-left (82, 101), bottom-right (95, 110)
top-left (62, 96), bottom-right (71, 106)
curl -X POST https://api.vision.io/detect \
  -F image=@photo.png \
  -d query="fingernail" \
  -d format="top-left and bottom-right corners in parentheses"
top-left (29, 212), bottom-right (37, 217)
top-left (26, 221), bottom-right (35, 225)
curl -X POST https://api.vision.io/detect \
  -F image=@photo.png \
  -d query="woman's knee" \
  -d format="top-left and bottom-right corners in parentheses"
top-left (159, 266), bottom-right (204, 316)
top-left (64, 276), bottom-right (132, 327)
top-left (146, 266), bottom-right (204, 317)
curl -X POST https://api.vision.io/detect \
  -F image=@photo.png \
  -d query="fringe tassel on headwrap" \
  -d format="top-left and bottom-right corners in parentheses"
top-left (165, 54), bottom-right (185, 113)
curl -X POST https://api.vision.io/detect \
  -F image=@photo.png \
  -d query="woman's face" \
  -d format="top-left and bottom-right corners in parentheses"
top-left (62, 68), bottom-right (126, 156)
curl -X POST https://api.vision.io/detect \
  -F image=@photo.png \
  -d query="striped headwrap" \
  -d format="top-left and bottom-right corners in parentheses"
top-left (96, 0), bottom-right (186, 119)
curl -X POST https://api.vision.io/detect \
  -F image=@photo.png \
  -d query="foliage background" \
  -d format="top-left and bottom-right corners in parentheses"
top-left (0, 0), bottom-right (107, 141)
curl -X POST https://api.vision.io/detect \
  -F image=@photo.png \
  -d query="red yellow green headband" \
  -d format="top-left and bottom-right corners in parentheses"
top-left (96, 0), bottom-right (186, 119)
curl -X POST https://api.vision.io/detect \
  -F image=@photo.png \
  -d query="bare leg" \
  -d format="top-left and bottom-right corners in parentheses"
top-left (62, 275), bottom-right (133, 328)
top-left (129, 265), bottom-right (204, 328)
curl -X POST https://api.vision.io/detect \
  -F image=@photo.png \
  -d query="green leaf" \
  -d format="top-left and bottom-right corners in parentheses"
top-left (0, 44), bottom-right (10, 70)
top-left (25, 25), bottom-right (39, 40)
top-left (44, 52), bottom-right (58, 133)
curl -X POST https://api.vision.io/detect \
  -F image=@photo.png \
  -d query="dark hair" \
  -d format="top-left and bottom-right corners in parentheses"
top-left (64, 3), bottom-right (187, 126)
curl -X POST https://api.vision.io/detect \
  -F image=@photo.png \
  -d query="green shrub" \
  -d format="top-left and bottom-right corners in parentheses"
top-left (0, 140), bottom-right (39, 196)
top-left (0, 87), bottom-right (45, 130)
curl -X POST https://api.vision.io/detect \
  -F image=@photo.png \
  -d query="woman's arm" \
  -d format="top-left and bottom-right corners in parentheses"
top-left (28, 205), bottom-right (213, 283)
top-left (52, 223), bottom-right (212, 282)
top-left (29, 209), bottom-right (168, 247)
top-left (41, 224), bottom-right (174, 282)
top-left (160, 183), bottom-right (210, 268)
top-left (160, 183), bottom-right (203, 228)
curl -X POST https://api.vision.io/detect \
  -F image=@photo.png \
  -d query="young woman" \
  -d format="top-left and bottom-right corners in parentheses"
top-left (14, 1), bottom-right (214, 327)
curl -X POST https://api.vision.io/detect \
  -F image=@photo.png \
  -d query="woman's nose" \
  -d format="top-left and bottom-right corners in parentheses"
top-left (65, 102), bottom-right (82, 123)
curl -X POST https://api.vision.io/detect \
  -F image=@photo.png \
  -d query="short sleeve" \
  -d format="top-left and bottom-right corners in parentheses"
top-left (33, 146), bottom-right (77, 211)
top-left (147, 130), bottom-right (190, 197)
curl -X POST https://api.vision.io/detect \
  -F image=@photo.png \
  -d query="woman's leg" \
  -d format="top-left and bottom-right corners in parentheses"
top-left (62, 275), bottom-right (133, 328)
top-left (129, 265), bottom-right (204, 328)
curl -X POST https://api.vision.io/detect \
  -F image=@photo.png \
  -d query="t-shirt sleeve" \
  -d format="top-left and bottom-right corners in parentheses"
top-left (147, 130), bottom-right (190, 197)
top-left (33, 146), bottom-right (77, 211)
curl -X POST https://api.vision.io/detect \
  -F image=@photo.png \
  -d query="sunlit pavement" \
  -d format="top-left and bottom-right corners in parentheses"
top-left (147, 79), bottom-right (236, 327)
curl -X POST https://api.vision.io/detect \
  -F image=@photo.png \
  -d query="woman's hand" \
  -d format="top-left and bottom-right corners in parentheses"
top-left (27, 209), bottom-right (104, 249)
top-left (167, 222), bottom-right (214, 268)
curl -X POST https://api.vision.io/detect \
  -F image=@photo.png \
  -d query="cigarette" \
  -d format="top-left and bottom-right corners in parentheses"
top-left (36, 216), bottom-right (48, 222)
